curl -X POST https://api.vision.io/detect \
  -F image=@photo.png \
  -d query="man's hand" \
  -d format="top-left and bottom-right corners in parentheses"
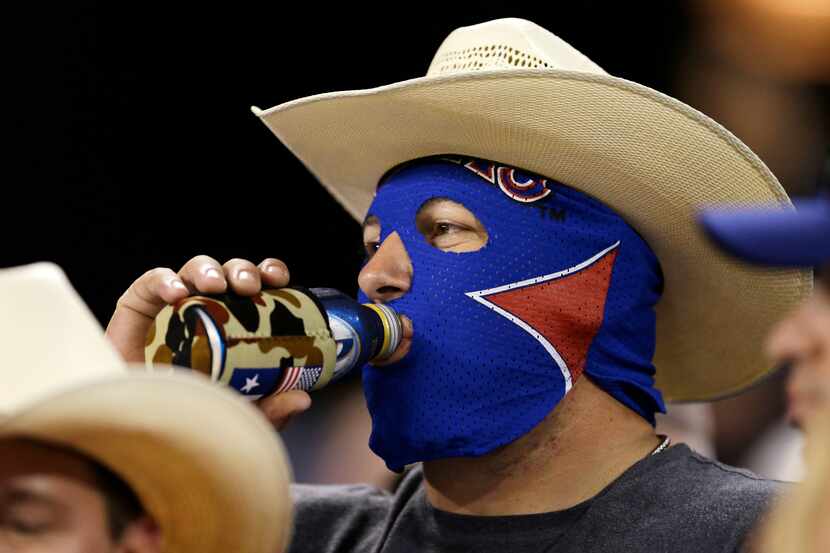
top-left (105, 255), bottom-right (311, 430)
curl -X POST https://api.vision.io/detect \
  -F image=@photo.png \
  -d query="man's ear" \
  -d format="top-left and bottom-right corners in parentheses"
top-left (115, 515), bottom-right (162, 553)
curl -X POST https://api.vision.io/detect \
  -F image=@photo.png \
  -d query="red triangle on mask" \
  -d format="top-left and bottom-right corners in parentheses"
top-left (471, 245), bottom-right (618, 385)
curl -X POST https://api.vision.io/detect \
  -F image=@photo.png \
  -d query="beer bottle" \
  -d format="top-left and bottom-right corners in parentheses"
top-left (145, 287), bottom-right (402, 400)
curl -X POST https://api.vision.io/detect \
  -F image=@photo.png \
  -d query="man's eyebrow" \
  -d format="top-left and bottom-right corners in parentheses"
top-left (0, 487), bottom-right (60, 509)
top-left (416, 197), bottom-right (454, 218)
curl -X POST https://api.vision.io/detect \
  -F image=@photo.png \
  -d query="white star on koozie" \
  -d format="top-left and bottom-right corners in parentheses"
top-left (241, 374), bottom-right (260, 393)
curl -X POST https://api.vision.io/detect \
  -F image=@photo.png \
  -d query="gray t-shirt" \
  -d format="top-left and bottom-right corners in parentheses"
top-left (289, 445), bottom-right (779, 553)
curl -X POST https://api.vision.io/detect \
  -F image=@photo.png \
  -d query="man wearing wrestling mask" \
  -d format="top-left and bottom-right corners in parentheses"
top-left (106, 18), bottom-right (810, 553)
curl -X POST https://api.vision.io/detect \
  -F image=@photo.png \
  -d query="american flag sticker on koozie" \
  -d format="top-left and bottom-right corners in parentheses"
top-left (298, 366), bottom-right (324, 391)
top-left (228, 367), bottom-right (286, 400)
top-left (273, 365), bottom-right (324, 394)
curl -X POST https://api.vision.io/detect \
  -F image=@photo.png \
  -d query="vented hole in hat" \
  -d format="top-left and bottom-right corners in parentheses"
top-left (431, 44), bottom-right (552, 74)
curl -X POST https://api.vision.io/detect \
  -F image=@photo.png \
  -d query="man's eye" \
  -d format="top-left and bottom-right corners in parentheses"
top-left (431, 222), bottom-right (461, 238)
top-left (415, 198), bottom-right (488, 253)
top-left (364, 241), bottom-right (380, 257)
top-left (1, 517), bottom-right (50, 535)
top-left (12, 521), bottom-right (44, 534)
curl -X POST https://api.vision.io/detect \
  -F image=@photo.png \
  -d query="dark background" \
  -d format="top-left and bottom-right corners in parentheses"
top-left (5, 2), bottom-right (692, 324)
top-left (6, 2), bottom-right (830, 480)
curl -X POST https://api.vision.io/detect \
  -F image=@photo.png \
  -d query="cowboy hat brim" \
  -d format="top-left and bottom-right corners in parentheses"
top-left (254, 68), bottom-right (811, 401)
top-left (1, 370), bottom-right (293, 553)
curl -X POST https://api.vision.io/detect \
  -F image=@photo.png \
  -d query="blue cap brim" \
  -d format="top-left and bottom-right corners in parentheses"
top-left (699, 197), bottom-right (830, 267)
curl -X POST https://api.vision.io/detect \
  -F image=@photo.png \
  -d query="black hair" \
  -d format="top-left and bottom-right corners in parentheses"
top-left (90, 460), bottom-right (146, 540)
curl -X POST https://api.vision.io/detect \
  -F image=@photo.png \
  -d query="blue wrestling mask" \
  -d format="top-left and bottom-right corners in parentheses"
top-left (359, 157), bottom-right (666, 472)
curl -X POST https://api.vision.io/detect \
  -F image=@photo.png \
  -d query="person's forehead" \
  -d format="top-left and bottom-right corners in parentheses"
top-left (0, 438), bottom-right (111, 519)
top-left (0, 438), bottom-right (99, 485)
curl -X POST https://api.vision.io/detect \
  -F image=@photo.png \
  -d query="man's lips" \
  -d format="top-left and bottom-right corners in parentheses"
top-left (372, 315), bottom-right (413, 366)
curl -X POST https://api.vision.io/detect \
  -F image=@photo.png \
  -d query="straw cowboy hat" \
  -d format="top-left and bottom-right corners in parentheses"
top-left (253, 17), bottom-right (810, 402)
top-left (0, 263), bottom-right (293, 553)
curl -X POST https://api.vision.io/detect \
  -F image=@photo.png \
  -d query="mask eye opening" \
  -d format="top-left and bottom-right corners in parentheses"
top-left (415, 196), bottom-right (488, 254)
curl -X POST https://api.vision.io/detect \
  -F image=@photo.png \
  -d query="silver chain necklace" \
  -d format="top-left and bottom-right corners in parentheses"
top-left (650, 434), bottom-right (672, 456)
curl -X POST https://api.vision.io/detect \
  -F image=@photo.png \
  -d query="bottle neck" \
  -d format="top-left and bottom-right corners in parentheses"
top-left (362, 303), bottom-right (402, 360)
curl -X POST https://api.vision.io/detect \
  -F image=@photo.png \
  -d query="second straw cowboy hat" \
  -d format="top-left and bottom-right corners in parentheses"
top-left (0, 263), bottom-right (293, 553)
top-left (253, 17), bottom-right (810, 402)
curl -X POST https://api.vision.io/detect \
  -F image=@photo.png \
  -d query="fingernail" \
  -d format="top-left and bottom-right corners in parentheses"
top-left (264, 264), bottom-right (281, 274)
top-left (169, 279), bottom-right (187, 290)
top-left (204, 268), bottom-right (222, 280)
top-left (238, 270), bottom-right (253, 281)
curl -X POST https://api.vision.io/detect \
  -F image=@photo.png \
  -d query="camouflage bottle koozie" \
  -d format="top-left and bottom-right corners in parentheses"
top-left (145, 288), bottom-right (338, 400)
